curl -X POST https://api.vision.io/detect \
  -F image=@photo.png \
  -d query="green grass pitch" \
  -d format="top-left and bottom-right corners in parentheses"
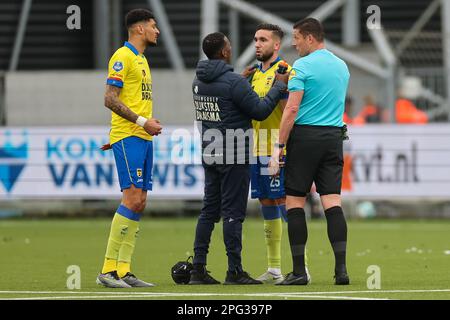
top-left (0, 217), bottom-right (449, 300)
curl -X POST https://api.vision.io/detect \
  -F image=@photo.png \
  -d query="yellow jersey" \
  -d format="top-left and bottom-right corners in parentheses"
top-left (106, 41), bottom-right (153, 145)
top-left (251, 58), bottom-right (291, 156)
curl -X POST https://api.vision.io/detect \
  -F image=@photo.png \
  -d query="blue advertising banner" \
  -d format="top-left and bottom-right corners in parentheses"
top-left (1, 125), bottom-right (450, 199)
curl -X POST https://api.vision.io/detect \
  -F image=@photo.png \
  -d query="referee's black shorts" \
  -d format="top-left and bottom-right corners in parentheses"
top-left (285, 125), bottom-right (344, 197)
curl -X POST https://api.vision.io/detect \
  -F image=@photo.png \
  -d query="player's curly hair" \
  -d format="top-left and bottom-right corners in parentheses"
top-left (202, 32), bottom-right (227, 60)
top-left (256, 23), bottom-right (284, 40)
top-left (125, 9), bottom-right (155, 29)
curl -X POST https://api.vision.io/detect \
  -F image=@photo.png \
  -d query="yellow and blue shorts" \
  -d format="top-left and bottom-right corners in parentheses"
top-left (112, 136), bottom-right (153, 191)
top-left (250, 156), bottom-right (285, 199)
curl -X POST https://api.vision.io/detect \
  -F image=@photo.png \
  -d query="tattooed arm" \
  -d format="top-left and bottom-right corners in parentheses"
top-left (104, 85), bottom-right (162, 136)
top-left (104, 85), bottom-right (139, 123)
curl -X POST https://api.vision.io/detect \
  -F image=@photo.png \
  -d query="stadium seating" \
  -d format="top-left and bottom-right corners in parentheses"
top-left (0, 0), bottom-right (441, 70)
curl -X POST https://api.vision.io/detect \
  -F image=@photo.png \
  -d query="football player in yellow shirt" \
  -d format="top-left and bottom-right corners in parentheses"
top-left (243, 24), bottom-right (309, 284)
top-left (96, 9), bottom-right (162, 288)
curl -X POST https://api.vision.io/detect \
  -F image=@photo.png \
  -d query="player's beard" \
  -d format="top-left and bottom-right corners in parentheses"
top-left (146, 38), bottom-right (157, 47)
top-left (144, 32), bottom-right (158, 47)
top-left (256, 50), bottom-right (274, 62)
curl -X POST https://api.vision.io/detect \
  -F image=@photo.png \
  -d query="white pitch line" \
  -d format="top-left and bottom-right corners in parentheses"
top-left (0, 289), bottom-right (449, 296)
top-left (0, 291), bottom-right (159, 295)
top-left (304, 289), bottom-right (450, 295)
top-left (1, 294), bottom-right (389, 301)
top-left (2, 295), bottom-right (161, 300)
top-left (270, 294), bottom-right (389, 301)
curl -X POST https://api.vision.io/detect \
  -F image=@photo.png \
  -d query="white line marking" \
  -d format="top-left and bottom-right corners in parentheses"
top-left (0, 294), bottom-right (389, 301)
top-left (269, 294), bottom-right (388, 301)
top-left (0, 289), bottom-right (449, 296)
top-left (2, 295), bottom-right (157, 300)
top-left (0, 288), bottom-right (447, 301)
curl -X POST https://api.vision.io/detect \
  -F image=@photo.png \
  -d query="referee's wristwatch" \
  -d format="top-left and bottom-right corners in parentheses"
top-left (274, 142), bottom-right (285, 149)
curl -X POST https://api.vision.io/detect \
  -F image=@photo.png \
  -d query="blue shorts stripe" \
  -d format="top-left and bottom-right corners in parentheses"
top-left (117, 204), bottom-right (141, 221)
top-left (121, 140), bottom-right (133, 184)
top-left (261, 205), bottom-right (281, 220)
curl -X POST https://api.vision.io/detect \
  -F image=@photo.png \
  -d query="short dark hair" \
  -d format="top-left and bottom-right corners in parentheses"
top-left (293, 18), bottom-right (324, 42)
top-left (125, 9), bottom-right (154, 29)
top-left (202, 32), bottom-right (226, 59)
top-left (256, 23), bottom-right (284, 40)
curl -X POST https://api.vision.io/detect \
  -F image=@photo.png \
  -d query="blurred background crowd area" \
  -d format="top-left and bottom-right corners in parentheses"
top-left (0, 0), bottom-right (448, 126)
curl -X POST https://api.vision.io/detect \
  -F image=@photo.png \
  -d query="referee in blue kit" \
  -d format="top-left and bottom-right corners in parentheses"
top-left (271, 18), bottom-right (350, 285)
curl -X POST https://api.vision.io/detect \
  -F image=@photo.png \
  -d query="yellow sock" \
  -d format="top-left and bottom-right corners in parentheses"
top-left (264, 218), bottom-right (282, 269)
top-left (117, 215), bottom-right (140, 278)
top-left (305, 246), bottom-right (309, 267)
top-left (102, 258), bottom-right (117, 274)
top-left (101, 213), bottom-right (131, 274)
top-left (117, 261), bottom-right (131, 278)
top-left (117, 225), bottom-right (139, 277)
top-left (102, 204), bottom-right (142, 274)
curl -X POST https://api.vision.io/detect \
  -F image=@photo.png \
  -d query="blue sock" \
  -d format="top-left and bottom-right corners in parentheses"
top-left (278, 204), bottom-right (288, 222)
top-left (261, 205), bottom-right (280, 220)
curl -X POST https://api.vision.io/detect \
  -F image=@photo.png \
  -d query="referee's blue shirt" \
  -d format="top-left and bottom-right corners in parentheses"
top-left (288, 49), bottom-right (350, 127)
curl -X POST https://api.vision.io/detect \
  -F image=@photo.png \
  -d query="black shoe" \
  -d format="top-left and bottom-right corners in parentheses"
top-left (188, 269), bottom-right (220, 285)
top-left (276, 272), bottom-right (309, 285)
top-left (334, 265), bottom-right (350, 285)
top-left (334, 272), bottom-right (350, 285)
top-left (223, 271), bottom-right (263, 285)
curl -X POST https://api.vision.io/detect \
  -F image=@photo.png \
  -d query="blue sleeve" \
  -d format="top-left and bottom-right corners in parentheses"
top-left (106, 78), bottom-right (124, 88)
top-left (288, 60), bottom-right (307, 92)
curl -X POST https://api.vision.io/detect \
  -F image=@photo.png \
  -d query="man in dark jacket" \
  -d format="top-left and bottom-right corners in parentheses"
top-left (188, 32), bottom-right (289, 285)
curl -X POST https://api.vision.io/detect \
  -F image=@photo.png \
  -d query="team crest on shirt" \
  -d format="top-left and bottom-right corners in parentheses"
top-left (142, 69), bottom-right (146, 77)
top-left (113, 61), bottom-right (123, 71)
top-left (266, 76), bottom-right (274, 86)
top-left (194, 85), bottom-right (199, 94)
top-left (137, 168), bottom-right (143, 177)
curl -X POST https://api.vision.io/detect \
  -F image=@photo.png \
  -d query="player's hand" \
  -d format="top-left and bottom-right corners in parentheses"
top-left (274, 69), bottom-right (290, 85)
top-left (143, 118), bottom-right (162, 136)
top-left (241, 65), bottom-right (257, 78)
top-left (268, 145), bottom-right (284, 177)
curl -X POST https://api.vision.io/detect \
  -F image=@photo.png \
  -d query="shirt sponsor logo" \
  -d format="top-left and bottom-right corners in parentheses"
top-left (141, 81), bottom-right (152, 101)
top-left (193, 95), bottom-right (221, 122)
